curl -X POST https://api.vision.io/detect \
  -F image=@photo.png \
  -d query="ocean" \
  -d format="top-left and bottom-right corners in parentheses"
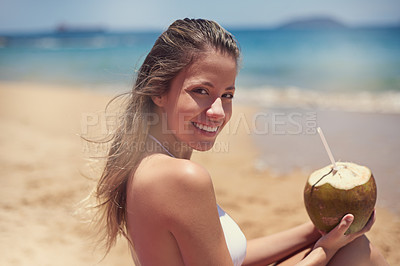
top-left (1, 27), bottom-right (399, 93)
top-left (1, 27), bottom-right (399, 213)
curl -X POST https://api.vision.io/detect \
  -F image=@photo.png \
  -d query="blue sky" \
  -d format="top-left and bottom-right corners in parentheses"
top-left (1, 0), bottom-right (399, 32)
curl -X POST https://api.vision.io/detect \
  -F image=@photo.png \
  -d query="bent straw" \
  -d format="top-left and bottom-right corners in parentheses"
top-left (317, 127), bottom-right (338, 170)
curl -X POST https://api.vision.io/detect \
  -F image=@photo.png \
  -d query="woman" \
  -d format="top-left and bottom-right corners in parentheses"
top-left (92, 18), bottom-right (387, 265)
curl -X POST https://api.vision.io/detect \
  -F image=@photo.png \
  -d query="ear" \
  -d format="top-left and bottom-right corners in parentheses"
top-left (151, 94), bottom-right (167, 107)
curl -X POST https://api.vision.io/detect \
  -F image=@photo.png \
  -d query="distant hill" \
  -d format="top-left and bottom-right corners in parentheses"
top-left (55, 24), bottom-right (106, 34)
top-left (278, 17), bottom-right (348, 29)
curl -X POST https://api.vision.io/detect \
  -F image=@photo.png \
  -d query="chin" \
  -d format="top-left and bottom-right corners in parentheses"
top-left (189, 140), bottom-right (215, 152)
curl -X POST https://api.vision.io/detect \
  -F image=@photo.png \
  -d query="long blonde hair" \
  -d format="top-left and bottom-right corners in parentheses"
top-left (91, 18), bottom-right (240, 255)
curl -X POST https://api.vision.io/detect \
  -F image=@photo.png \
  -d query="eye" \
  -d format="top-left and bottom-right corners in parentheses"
top-left (192, 88), bottom-right (209, 95)
top-left (222, 93), bottom-right (234, 99)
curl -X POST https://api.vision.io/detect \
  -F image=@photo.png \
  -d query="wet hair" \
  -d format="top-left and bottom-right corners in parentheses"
top-left (91, 18), bottom-right (240, 255)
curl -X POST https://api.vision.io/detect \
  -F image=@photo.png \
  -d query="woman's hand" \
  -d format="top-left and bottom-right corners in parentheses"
top-left (295, 210), bottom-right (378, 266)
top-left (313, 209), bottom-right (376, 255)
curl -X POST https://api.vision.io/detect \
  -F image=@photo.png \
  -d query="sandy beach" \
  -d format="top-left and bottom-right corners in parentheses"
top-left (0, 81), bottom-right (399, 265)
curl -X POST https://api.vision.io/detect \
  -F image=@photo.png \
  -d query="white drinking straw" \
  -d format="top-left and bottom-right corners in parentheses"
top-left (317, 127), bottom-right (338, 170)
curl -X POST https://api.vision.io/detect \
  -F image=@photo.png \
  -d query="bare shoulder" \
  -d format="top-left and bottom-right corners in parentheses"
top-left (129, 154), bottom-right (215, 218)
top-left (133, 154), bottom-right (212, 191)
top-left (128, 155), bottom-right (232, 265)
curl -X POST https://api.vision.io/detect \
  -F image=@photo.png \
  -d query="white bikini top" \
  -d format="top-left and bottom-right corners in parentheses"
top-left (217, 205), bottom-right (247, 266)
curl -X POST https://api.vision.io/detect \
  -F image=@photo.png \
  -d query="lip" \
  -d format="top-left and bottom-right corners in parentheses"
top-left (191, 121), bottom-right (221, 136)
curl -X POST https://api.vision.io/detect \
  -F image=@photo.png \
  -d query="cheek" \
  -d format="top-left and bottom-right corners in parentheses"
top-left (166, 98), bottom-right (196, 128)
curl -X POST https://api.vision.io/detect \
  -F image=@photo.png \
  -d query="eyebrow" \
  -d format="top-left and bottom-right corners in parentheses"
top-left (197, 81), bottom-right (236, 91)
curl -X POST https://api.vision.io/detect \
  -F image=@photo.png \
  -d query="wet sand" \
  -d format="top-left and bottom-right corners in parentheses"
top-left (0, 81), bottom-right (399, 265)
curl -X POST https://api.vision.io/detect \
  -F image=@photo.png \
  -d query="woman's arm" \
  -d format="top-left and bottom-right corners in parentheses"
top-left (166, 160), bottom-right (234, 266)
top-left (244, 210), bottom-right (376, 266)
top-left (297, 211), bottom-right (375, 266)
top-left (242, 221), bottom-right (320, 266)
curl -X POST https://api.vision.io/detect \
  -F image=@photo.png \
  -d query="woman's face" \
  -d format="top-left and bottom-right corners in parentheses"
top-left (158, 49), bottom-right (237, 151)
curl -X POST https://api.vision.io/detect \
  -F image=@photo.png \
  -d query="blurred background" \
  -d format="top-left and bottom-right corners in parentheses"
top-left (1, 1), bottom-right (400, 265)
top-left (4, 0), bottom-right (398, 206)
top-left (1, 0), bottom-right (399, 92)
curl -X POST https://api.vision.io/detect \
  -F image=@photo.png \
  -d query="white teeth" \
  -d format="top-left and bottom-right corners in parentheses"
top-left (193, 122), bottom-right (218, 133)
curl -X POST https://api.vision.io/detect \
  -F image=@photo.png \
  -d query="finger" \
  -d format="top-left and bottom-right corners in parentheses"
top-left (318, 229), bottom-right (327, 236)
top-left (335, 214), bottom-right (354, 235)
top-left (359, 209), bottom-right (376, 234)
top-left (347, 210), bottom-right (376, 241)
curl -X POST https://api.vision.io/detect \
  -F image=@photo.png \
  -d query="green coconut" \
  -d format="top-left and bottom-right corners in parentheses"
top-left (304, 162), bottom-right (377, 235)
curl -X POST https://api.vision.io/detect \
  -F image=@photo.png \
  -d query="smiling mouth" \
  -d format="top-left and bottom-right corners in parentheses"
top-left (192, 122), bottom-right (219, 133)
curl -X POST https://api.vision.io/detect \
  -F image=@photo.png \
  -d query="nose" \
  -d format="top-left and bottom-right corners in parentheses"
top-left (206, 97), bottom-right (225, 121)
